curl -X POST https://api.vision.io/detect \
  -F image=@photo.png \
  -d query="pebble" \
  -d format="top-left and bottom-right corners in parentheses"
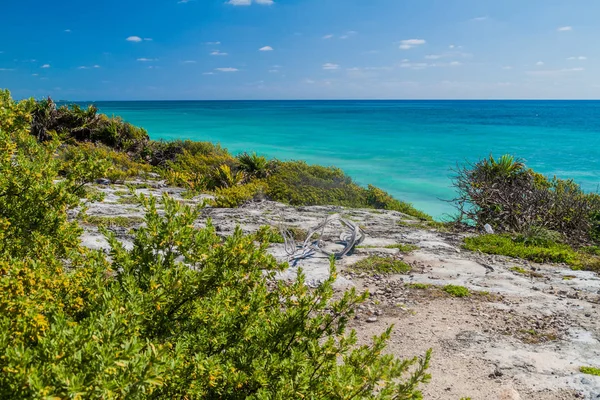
top-left (366, 317), bottom-right (378, 323)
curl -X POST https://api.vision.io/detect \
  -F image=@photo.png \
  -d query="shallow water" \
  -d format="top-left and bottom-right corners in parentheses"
top-left (85, 100), bottom-right (600, 219)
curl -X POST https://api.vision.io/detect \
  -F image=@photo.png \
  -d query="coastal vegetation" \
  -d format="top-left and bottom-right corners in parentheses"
top-left (454, 154), bottom-right (600, 271)
top-left (0, 90), bottom-right (434, 398)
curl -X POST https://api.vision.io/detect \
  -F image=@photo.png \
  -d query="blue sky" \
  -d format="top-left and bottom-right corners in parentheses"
top-left (1, 0), bottom-right (598, 100)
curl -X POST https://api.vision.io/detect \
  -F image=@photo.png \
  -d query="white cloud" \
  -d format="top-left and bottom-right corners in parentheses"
top-left (137, 58), bottom-right (156, 62)
top-left (400, 61), bottom-right (462, 69)
top-left (470, 16), bottom-right (488, 21)
top-left (205, 41), bottom-right (221, 45)
top-left (64, 29), bottom-right (71, 33)
top-left (557, 26), bottom-right (572, 32)
top-left (268, 69), bottom-right (279, 73)
top-left (126, 36), bottom-right (143, 42)
top-left (567, 56), bottom-right (587, 60)
top-left (502, 66), bottom-right (513, 70)
top-left (425, 54), bottom-right (443, 60)
top-left (322, 34), bottom-right (334, 40)
top-left (215, 67), bottom-right (239, 72)
top-left (399, 39), bottom-right (426, 50)
top-left (211, 50), bottom-right (228, 56)
top-left (0, 68), bottom-right (15, 71)
top-left (255, 0), bottom-right (274, 4)
top-left (41, 64), bottom-right (50, 68)
top-left (536, 61), bottom-right (544, 66)
top-left (182, 60), bottom-right (197, 64)
top-left (400, 62), bottom-right (429, 69)
top-left (259, 46), bottom-right (274, 51)
top-left (144, 38), bottom-right (153, 41)
top-left (32, 73), bottom-right (39, 76)
top-left (77, 65), bottom-right (101, 70)
top-left (340, 30), bottom-right (357, 39)
top-left (526, 67), bottom-right (584, 76)
top-left (322, 63), bottom-right (340, 70)
top-left (203, 72), bottom-right (215, 75)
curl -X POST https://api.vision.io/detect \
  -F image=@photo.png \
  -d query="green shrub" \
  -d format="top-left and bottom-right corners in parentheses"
top-left (29, 98), bottom-right (149, 153)
top-left (0, 90), bottom-right (103, 258)
top-left (266, 161), bottom-right (366, 206)
top-left (266, 161), bottom-right (431, 220)
top-left (212, 181), bottom-right (268, 208)
top-left (1, 91), bottom-right (434, 398)
top-left (453, 154), bottom-right (600, 246)
top-left (60, 143), bottom-right (151, 183)
top-left (253, 225), bottom-right (285, 244)
top-left (237, 152), bottom-right (273, 179)
top-left (350, 256), bottom-right (412, 275)
top-left (442, 285), bottom-right (471, 298)
top-left (0, 194), bottom-right (432, 399)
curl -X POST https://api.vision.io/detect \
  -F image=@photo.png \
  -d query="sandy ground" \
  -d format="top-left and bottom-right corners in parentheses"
top-left (79, 181), bottom-right (600, 399)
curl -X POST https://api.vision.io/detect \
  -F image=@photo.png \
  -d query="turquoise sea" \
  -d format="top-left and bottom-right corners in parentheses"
top-left (87, 100), bottom-right (600, 219)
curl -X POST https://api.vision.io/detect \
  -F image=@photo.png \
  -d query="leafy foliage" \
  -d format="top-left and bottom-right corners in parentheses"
top-left (350, 256), bottom-right (412, 275)
top-left (212, 181), bottom-right (268, 208)
top-left (442, 285), bottom-right (471, 298)
top-left (0, 90), bottom-right (432, 399)
top-left (463, 234), bottom-right (600, 272)
top-left (29, 98), bottom-right (149, 153)
top-left (237, 152), bottom-right (273, 179)
top-left (453, 154), bottom-right (600, 245)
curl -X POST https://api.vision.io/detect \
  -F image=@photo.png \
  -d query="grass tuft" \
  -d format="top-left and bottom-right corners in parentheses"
top-left (385, 243), bottom-right (419, 252)
top-left (351, 256), bottom-right (411, 275)
top-left (464, 234), bottom-right (600, 272)
top-left (442, 284), bottom-right (471, 298)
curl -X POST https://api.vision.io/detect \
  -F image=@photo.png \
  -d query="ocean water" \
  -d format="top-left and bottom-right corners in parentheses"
top-left (87, 100), bottom-right (600, 219)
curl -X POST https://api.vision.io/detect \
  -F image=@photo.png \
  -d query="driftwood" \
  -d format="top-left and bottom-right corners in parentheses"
top-left (280, 214), bottom-right (365, 262)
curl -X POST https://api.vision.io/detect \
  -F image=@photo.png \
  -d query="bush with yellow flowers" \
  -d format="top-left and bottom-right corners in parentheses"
top-left (0, 90), bottom-right (431, 399)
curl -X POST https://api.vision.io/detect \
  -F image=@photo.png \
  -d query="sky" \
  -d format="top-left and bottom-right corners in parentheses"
top-left (1, 0), bottom-right (599, 100)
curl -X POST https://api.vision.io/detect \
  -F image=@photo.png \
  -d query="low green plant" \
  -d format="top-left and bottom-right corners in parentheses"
top-left (117, 196), bottom-right (140, 205)
top-left (253, 225), bottom-right (285, 244)
top-left (464, 234), bottom-right (600, 271)
top-left (510, 266), bottom-right (544, 278)
top-left (350, 256), bottom-right (412, 275)
top-left (442, 285), bottom-right (471, 298)
top-left (236, 152), bottom-right (273, 179)
top-left (0, 193), bottom-right (433, 398)
top-left (385, 243), bottom-right (419, 252)
top-left (407, 283), bottom-right (431, 290)
top-left (580, 366), bottom-right (600, 376)
top-left (212, 181), bottom-right (267, 208)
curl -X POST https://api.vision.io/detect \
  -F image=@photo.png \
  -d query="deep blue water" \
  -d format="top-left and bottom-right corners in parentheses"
top-left (82, 100), bottom-right (600, 219)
